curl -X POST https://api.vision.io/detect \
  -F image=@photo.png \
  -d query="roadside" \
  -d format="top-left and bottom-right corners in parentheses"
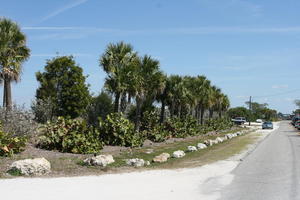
top-left (0, 122), bottom-right (280, 200)
top-left (0, 126), bottom-right (248, 178)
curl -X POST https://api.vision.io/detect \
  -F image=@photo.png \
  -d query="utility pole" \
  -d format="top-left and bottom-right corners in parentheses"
top-left (249, 96), bottom-right (252, 126)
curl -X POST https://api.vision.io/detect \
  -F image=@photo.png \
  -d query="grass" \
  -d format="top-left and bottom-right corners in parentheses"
top-left (106, 127), bottom-right (256, 170)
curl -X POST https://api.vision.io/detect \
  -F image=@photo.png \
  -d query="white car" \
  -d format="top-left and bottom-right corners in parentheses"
top-left (256, 119), bottom-right (263, 123)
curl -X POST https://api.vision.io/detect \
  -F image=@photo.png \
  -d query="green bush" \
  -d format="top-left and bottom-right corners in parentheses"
top-left (38, 117), bottom-right (102, 154)
top-left (99, 113), bottom-right (144, 147)
top-left (0, 123), bottom-right (27, 156)
top-left (205, 117), bottom-right (233, 131)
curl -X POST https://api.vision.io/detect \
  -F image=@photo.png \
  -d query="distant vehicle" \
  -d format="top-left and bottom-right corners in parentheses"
top-left (294, 120), bottom-right (300, 129)
top-left (232, 117), bottom-right (246, 125)
top-left (256, 119), bottom-right (263, 123)
top-left (291, 116), bottom-right (300, 126)
top-left (262, 121), bottom-right (273, 129)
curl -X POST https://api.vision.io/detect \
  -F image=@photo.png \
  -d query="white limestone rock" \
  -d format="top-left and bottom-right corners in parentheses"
top-left (215, 137), bottom-right (223, 143)
top-left (8, 157), bottom-right (51, 176)
top-left (204, 139), bottom-right (214, 146)
top-left (225, 134), bottom-right (233, 140)
top-left (197, 143), bottom-right (207, 149)
top-left (126, 158), bottom-right (145, 167)
top-left (153, 153), bottom-right (170, 163)
top-left (172, 150), bottom-right (185, 158)
top-left (187, 146), bottom-right (198, 152)
top-left (84, 154), bottom-right (115, 167)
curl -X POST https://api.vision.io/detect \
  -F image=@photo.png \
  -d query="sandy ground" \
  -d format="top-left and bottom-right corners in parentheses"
top-left (0, 123), bottom-right (279, 200)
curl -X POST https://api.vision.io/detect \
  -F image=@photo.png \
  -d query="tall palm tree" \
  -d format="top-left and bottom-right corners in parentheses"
top-left (100, 41), bottom-right (136, 113)
top-left (132, 55), bottom-right (164, 131)
top-left (0, 18), bottom-right (30, 110)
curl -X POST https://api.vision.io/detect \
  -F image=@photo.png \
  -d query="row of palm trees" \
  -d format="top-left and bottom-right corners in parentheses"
top-left (0, 18), bottom-right (30, 110)
top-left (100, 42), bottom-right (230, 131)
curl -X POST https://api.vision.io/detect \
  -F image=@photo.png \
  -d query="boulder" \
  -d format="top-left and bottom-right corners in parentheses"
top-left (232, 133), bottom-right (238, 137)
top-left (8, 157), bottom-right (51, 176)
top-left (225, 134), bottom-right (233, 140)
top-left (153, 153), bottom-right (170, 163)
top-left (126, 158), bottom-right (145, 167)
top-left (197, 143), bottom-right (207, 149)
top-left (187, 146), bottom-right (198, 152)
top-left (204, 139), bottom-right (214, 146)
top-left (215, 137), bottom-right (223, 143)
top-left (145, 161), bottom-right (151, 166)
top-left (236, 132), bottom-right (242, 136)
top-left (173, 150), bottom-right (185, 158)
top-left (84, 154), bottom-right (114, 167)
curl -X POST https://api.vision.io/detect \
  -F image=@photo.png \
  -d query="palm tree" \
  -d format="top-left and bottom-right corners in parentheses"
top-left (208, 86), bottom-right (220, 119)
top-left (0, 18), bottom-right (30, 110)
top-left (132, 55), bottom-right (164, 131)
top-left (100, 41), bottom-right (136, 113)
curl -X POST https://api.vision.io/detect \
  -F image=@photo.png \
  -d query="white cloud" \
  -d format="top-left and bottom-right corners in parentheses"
top-left (272, 84), bottom-right (289, 89)
top-left (39, 0), bottom-right (88, 23)
top-left (31, 53), bottom-right (93, 57)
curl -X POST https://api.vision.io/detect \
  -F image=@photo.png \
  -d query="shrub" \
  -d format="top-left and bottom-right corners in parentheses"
top-left (0, 105), bottom-right (37, 137)
top-left (38, 117), bottom-right (102, 154)
top-left (31, 97), bottom-right (55, 123)
top-left (205, 117), bottom-right (233, 131)
top-left (99, 113), bottom-right (144, 147)
top-left (0, 123), bottom-right (27, 156)
top-left (86, 91), bottom-right (114, 126)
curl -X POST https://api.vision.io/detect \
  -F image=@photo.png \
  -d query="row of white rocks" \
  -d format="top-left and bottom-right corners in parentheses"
top-left (7, 130), bottom-right (247, 175)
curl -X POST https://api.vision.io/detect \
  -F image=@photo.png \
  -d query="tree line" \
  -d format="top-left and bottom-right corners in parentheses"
top-left (0, 18), bottom-right (230, 130)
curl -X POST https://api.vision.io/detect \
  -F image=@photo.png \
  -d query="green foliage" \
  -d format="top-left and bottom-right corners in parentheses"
top-left (227, 107), bottom-right (250, 120)
top-left (99, 113), bottom-right (144, 147)
top-left (35, 56), bottom-right (91, 119)
top-left (86, 91), bottom-right (114, 126)
top-left (0, 123), bottom-right (27, 157)
top-left (205, 117), bottom-right (233, 131)
top-left (38, 117), bottom-right (102, 154)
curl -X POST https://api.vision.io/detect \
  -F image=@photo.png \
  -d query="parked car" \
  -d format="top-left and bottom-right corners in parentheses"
top-left (256, 119), bottom-right (263, 123)
top-left (292, 116), bottom-right (300, 126)
top-left (262, 121), bottom-right (273, 129)
top-left (232, 117), bottom-right (246, 125)
top-left (294, 120), bottom-right (300, 129)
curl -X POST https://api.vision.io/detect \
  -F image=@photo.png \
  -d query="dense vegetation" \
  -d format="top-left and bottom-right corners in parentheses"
top-left (227, 102), bottom-right (278, 121)
top-left (0, 18), bottom-right (254, 156)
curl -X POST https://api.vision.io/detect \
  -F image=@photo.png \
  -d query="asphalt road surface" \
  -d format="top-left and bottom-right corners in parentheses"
top-left (220, 121), bottom-right (300, 200)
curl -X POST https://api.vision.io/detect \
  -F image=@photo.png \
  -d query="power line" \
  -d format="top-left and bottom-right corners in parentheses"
top-left (252, 88), bottom-right (300, 99)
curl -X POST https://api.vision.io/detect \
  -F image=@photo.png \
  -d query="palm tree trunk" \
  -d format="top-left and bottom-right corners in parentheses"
top-left (114, 92), bottom-right (120, 113)
top-left (170, 100), bottom-right (175, 118)
top-left (120, 92), bottom-right (127, 113)
top-left (3, 79), bottom-right (6, 107)
top-left (219, 110), bottom-right (222, 118)
top-left (127, 93), bottom-right (132, 104)
top-left (178, 104), bottom-right (182, 118)
top-left (209, 109), bottom-right (213, 119)
top-left (135, 97), bottom-right (142, 132)
top-left (3, 77), bottom-right (12, 111)
top-left (200, 107), bottom-right (205, 125)
top-left (159, 99), bottom-right (166, 124)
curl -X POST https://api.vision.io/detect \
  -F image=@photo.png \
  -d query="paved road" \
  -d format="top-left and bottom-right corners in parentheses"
top-left (220, 121), bottom-right (300, 200)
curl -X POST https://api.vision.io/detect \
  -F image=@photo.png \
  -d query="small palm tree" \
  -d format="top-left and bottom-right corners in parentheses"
top-left (0, 18), bottom-right (30, 110)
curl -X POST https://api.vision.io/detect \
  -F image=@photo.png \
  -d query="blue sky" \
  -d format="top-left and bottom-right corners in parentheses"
top-left (1, 0), bottom-right (300, 113)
